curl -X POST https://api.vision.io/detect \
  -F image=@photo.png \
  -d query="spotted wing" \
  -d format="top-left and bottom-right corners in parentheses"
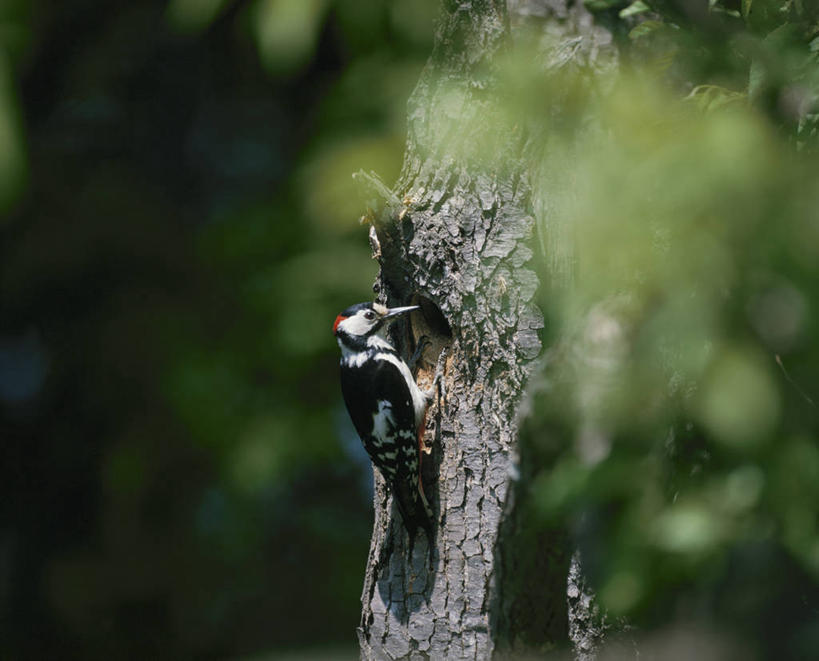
top-left (339, 355), bottom-right (417, 481)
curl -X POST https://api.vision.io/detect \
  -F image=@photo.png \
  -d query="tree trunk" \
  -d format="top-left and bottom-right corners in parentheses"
top-left (356, 1), bottom-right (614, 658)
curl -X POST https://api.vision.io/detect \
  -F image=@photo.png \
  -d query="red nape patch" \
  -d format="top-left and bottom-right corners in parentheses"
top-left (332, 315), bottom-right (347, 335)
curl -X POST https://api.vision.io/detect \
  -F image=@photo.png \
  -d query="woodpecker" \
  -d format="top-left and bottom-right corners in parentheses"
top-left (333, 301), bottom-right (444, 559)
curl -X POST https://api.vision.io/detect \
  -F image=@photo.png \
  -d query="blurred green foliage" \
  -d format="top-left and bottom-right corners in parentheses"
top-left (0, 0), bottom-right (437, 658)
top-left (3, 0), bottom-right (819, 657)
top-left (518, 0), bottom-right (819, 655)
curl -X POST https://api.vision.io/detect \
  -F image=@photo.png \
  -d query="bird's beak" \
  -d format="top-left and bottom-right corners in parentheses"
top-left (383, 305), bottom-right (419, 320)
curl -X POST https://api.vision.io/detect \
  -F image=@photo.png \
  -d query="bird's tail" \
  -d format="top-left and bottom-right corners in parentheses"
top-left (391, 477), bottom-right (435, 568)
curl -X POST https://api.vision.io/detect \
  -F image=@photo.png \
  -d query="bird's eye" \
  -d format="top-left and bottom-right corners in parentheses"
top-left (364, 311), bottom-right (375, 320)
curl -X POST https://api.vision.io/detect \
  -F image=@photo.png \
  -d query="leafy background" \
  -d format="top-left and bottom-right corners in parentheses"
top-left (2, 0), bottom-right (819, 659)
top-left (518, 0), bottom-right (819, 657)
top-left (1, 0), bottom-right (437, 658)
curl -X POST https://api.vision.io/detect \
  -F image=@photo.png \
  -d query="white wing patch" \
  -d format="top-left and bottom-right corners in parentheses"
top-left (366, 335), bottom-right (393, 351)
top-left (340, 349), bottom-right (369, 367)
top-left (372, 352), bottom-right (428, 427)
top-left (371, 400), bottom-right (396, 446)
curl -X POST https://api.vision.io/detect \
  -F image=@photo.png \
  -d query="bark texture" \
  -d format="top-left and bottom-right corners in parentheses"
top-left (358, 3), bottom-right (541, 659)
top-left (356, 1), bottom-right (615, 659)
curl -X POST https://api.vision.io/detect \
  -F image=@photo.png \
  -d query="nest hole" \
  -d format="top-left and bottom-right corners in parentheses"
top-left (403, 295), bottom-right (452, 378)
top-left (412, 295), bottom-right (452, 339)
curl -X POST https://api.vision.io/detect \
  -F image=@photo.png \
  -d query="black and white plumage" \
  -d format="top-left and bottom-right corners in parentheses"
top-left (333, 301), bottom-right (440, 553)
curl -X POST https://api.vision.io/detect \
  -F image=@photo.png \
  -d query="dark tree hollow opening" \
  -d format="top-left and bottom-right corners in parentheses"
top-left (413, 295), bottom-right (453, 339)
top-left (402, 294), bottom-right (453, 382)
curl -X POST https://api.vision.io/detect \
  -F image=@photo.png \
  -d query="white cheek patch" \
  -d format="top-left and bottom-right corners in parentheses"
top-left (339, 314), bottom-right (372, 335)
top-left (339, 314), bottom-right (372, 336)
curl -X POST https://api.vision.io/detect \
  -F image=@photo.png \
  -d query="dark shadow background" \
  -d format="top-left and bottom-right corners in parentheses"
top-left (0, 1), bottom-right (438, 658)
top-left (7, 1), bottom-right (819, 659)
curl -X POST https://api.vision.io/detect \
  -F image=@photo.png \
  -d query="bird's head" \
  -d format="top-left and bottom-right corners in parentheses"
top-left (333, 302), bottom-right (418, 346)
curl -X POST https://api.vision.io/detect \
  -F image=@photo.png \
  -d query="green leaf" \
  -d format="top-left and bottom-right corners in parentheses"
top-left (686, 84), bottom-right (747, 112)
top-left (710, 4), bottom-right (742, 17)
top-left (747, 57), bottom-right (765, 99)
top-left (253, 0), bottom-right (329, 75)
top-left (628, 19), bottom-right (665, 40)
top-left (166, 0), bottom-right (230, 33)
top-left (584, 0), bottom-right (627, 11)
top-left (620, 0), bottom-right (651, 18)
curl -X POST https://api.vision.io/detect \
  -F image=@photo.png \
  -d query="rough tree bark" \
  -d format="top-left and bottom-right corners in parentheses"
top-left (356, 1), bottom-right (615, 659)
